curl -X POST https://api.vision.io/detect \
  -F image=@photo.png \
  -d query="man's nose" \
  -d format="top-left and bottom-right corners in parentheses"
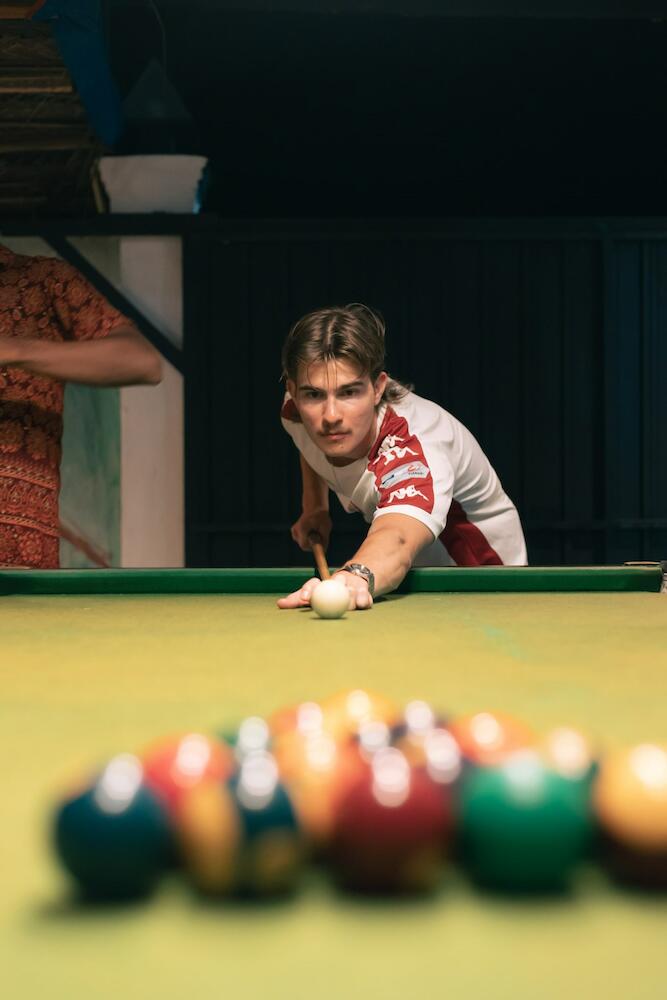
top-left (323, 395), bottom-right (341, 423)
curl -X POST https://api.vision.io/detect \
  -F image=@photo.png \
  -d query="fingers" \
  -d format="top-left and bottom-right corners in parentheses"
top-left (290, 526), bottom-right (310, 552)
top-left (276, 577), bottom-right (320, 609)
top-left (291, 526), bottom-right (323, 553)
top-left (345, 585), bottom-right (372, 610)
top-left (290, 513), bottom-right (333, 552)
top-left (354, 588), bottom-right (373, 610)
top-left (332, 571), bottom-right (373, 611)
top-left (276, 576), bottom-right (373, 611)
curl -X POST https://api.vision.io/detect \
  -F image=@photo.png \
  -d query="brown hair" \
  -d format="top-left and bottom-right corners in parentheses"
top-left (281, 303), bottom-right (411, 403)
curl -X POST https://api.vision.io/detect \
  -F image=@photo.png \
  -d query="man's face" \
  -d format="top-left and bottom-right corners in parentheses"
top-left (288, 358), bottom-right (387, 465)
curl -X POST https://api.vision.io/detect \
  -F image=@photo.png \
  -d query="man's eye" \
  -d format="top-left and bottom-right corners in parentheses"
top-left (341, 388), bottom-right (359, 397)
top-left (304, 390), bottom-right (321, 400)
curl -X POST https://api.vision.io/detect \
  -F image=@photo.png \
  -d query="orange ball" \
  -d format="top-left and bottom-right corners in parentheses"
top-left (594, 743), bottom-right (667, 852)
top-left (268, 700), bottom-right (325, 740)
top-left (448, 711), bottom-right (536, 767)
top-left (319, 689), bottom-right (400, 740)
top-left (274, 728), bottom-right (368, 847)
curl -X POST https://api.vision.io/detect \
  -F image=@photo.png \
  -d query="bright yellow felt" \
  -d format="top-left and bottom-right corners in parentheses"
top-left (3, 587), bottom-right (667, 1000)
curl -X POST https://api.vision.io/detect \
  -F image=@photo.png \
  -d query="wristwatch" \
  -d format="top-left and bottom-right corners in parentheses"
top-left (341, 563), bottom-right (375, 598)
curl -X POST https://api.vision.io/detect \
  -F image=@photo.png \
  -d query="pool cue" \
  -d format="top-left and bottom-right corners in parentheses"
top-left (308, 531), bottom-right (331, 580)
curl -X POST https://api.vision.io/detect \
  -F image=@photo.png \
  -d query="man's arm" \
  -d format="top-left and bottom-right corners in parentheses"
top-left (337, 513), bottom-right (433, 596)
top-left (277, 512), bottom-right (432, 609)
top-left (0, 325), bottom-right (162, 386)
top-left (290, 454), bottom-right (332, 551)
top-left (301, 453), bottom-right (329, 517)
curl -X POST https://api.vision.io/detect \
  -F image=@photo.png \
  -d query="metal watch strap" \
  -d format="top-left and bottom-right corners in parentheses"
top-left (342, 563), bottom-right (375, 597)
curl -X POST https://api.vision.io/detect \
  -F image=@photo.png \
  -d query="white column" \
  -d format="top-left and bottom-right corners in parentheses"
top-left (117, 237), bottom-right (184, 567)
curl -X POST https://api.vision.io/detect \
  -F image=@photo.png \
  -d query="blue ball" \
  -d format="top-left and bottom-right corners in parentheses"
top-left (53, 754), bottom-right (172, 900)
top-left (228, 753), bottom-right (305, 895)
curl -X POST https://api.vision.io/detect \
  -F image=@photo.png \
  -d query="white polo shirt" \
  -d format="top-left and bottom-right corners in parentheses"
top-left (281, 389), bottom-right (527, 566)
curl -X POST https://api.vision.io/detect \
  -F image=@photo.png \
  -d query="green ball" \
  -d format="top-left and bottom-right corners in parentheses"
top-left (217, 716), bottom-right (272, 761)
top-left (459, 752), bottom-right (593, 892)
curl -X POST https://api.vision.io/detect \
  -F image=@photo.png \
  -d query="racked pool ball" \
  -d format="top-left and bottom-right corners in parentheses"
top-left (414, 727), bottom-right (463, 791)
top-left (141, 732), bottom-right (236, 816)
top-left (330, 748), bottom-right (454, 893)
top-left (593, 742), bottom-right (667, 887)
top-left (268, 700), bottom-right (324, 741)
top-left (176, 751), bottom-right (305, 896)
top-left (310, 578), bottom-right (351, 619)
top-left (459, 750), bottom-right (593, 892)
top-left (273, 727), bottom-right (369, 851)
top-left (222, 716), bottom-right (273, 764)
top-left (540, 726), bottom-right (598, 785)
top-left (390, 700), bottom-right (448, 766)
top-left (449, 710), bottom-right (536, 767)
top-left (53, 754), bottom-right (172, 900)
top-left (319, 688), bottom-right (400, 741)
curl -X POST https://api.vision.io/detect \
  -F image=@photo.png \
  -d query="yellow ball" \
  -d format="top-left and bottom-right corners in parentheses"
top-left (594, 743), bottom-right (667, 851)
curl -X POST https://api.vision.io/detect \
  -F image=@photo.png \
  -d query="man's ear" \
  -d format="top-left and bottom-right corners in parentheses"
top-left (374, 372), bottom-right (388, 405)
top-left (287, 379), bottom-right (297, 399)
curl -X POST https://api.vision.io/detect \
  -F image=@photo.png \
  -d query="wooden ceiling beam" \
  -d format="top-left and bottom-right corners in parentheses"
top-left (0, 121), bottom-right (93, 132)
top-left (0, 69), bottom-right (72, 93)
top-left (0, 133), bottom-right (97, 152)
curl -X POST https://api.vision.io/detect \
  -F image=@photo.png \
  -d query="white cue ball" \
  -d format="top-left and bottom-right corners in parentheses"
top-left (310, 579), bottom-right (350, 619)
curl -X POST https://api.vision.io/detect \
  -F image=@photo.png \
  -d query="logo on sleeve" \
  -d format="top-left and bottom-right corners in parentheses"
top-left (387, 484), bottom-right (429, 504)
top-left (376, 435), bottom-right (419, 467)
top-left (380, 461), bottom-right (429, 491)
top-left (368, 410), bottom-right (435, 515)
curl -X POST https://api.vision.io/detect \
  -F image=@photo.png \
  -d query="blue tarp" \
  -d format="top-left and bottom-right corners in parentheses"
top-left (32, 0), bottom-right (123, 146)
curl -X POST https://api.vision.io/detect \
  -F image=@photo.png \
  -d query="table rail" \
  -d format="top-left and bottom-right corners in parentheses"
top-left (0, 564), bottom-right (663, 595)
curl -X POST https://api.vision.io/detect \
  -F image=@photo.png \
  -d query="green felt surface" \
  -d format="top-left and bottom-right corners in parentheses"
top-left (3, 587), bottom-right (667, 999)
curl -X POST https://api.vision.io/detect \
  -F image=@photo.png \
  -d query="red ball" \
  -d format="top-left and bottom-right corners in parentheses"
top-left (141, 733), bottom-right (235, 816)
top-left (330, 748), bottom-right (454, 893)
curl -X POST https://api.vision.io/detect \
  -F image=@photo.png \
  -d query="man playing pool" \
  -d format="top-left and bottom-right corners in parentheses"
top-left (278, 303), bottom-right (527, 611)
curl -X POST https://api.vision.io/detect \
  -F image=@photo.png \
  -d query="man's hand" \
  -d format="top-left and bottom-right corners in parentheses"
top-left (332, 570), bottom-right (373, 609)
top-left (276, 572), bottom-right (372, 610)
top-left (290, 509), bottom-right (332, 552)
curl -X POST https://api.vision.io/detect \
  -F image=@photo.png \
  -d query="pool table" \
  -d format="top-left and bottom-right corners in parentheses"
top-left (2, 564), bottom-right (667, 1000)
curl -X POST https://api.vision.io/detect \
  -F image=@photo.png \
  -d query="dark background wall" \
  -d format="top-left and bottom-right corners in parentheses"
top-left (184, 220), bottom-right (667, 569)
top-left (102, 4), bottom-right (666, 567)
top-left (106, 5), bottom-right (667, 216)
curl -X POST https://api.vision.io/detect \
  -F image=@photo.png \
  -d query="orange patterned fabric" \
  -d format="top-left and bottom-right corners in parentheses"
top-left (0, 245), bottom-right (128, 568)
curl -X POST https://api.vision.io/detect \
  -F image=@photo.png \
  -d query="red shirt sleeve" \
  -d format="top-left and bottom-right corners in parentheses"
top-left (48, 260), bottom-right (130, 342)
top-left (368, 408), bottom-right (435, 515)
